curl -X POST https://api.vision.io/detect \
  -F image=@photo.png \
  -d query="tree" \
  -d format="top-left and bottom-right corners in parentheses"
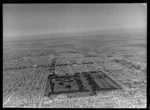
top-left (65, 85), bottom-right (71, 91)
top-left (59, 82), bottom-right (63, 85)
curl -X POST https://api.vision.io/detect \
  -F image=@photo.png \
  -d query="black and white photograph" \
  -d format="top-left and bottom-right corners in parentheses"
top-left (3, 3), bottom-right (147, 108)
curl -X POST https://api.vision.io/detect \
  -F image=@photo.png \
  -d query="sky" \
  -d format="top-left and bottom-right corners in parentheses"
top-left (3, 4), bottom-right (147, 40)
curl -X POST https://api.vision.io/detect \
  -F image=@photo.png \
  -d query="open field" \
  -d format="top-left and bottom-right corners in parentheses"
top-left (3, 31), bottom-right (147, 108)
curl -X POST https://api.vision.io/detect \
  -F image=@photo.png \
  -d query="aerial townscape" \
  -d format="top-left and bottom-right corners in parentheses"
top-left (3, 34), bottom-right (147, 108)
top-left (3, 4), bottom-right (147, 108)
